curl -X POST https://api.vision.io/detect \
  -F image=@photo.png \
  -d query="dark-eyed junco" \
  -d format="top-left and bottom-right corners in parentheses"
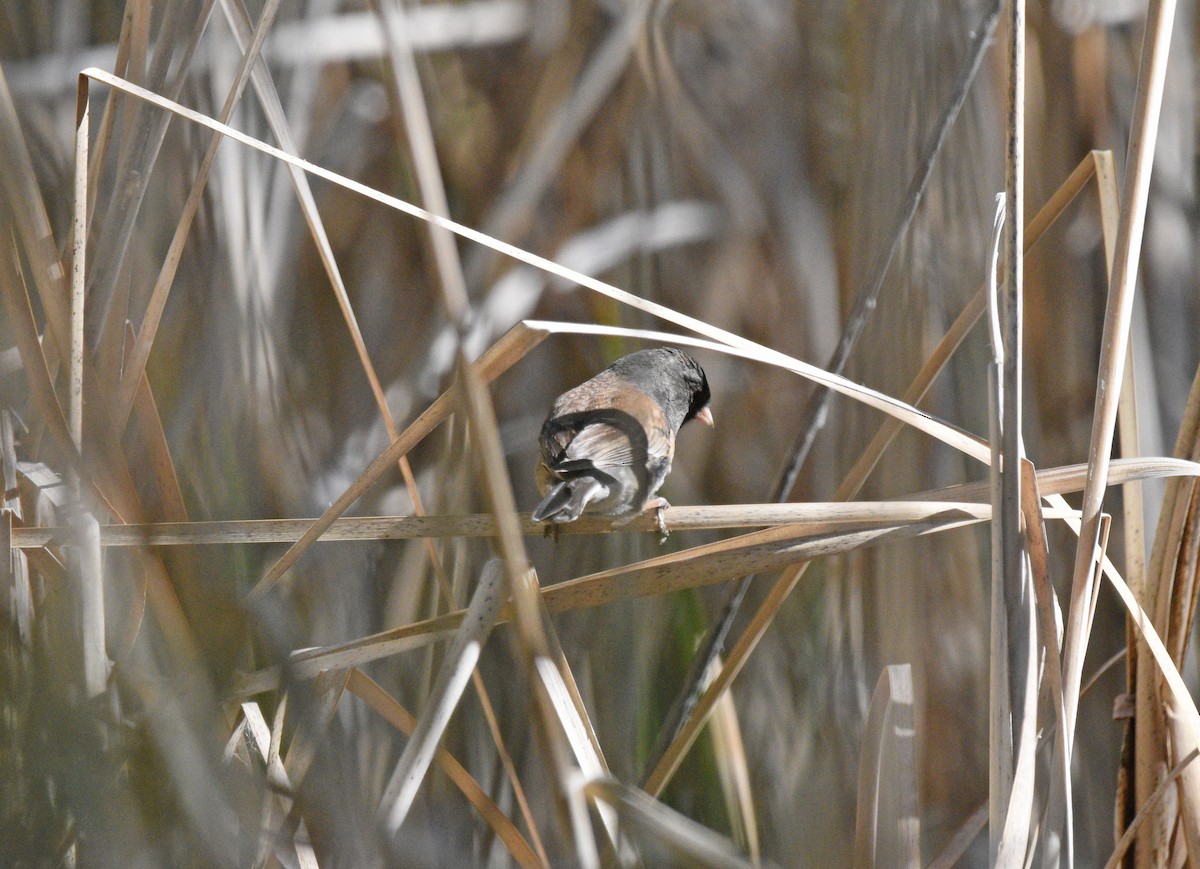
top-left (532, 347), bottom-right (713, 533)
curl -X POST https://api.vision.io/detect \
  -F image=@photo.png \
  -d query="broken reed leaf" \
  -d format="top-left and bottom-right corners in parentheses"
top-left (583, 777), bottom-right (757, 869)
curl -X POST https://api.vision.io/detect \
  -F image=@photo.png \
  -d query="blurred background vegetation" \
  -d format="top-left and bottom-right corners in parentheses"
top-left (1, 0), bottom-right (1197, 865)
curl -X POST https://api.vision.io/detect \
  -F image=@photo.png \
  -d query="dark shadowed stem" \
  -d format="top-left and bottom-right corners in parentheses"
top-left (772, 0), bottom-right (1003, 501)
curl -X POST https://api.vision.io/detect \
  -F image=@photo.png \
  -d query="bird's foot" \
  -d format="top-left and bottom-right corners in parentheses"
top-left (642, 497), bottom-right (671, 543)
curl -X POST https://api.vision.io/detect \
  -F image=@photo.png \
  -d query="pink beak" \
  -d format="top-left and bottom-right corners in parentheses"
top-left (694, 405), bottom-right (714, 428)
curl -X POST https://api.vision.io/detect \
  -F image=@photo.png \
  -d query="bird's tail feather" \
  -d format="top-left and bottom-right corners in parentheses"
top-left (532, 477), bottom-right (606, 523)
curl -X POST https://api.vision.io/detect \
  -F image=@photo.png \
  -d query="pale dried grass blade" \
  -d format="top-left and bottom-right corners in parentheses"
top-left (345, 669), bottom-right (543, 869)
top-left (378, 561), bottom-right (504, 834)
top-left (853, 664), bottom-right (919, 869)
top-left (986, 192), bottom-right (1013, 853)
top-left (1168, 701), bottom-right (1200, 859)
top-left (998, 0), bottom-right (1028, 845)
top-left (531, 653), bottom-right (626, 860)
top-left (916, 457), bottom-right (1200, 504)
top-left (65, 510), bottom-right (108, 698)
top-left (1020, 460), bottom-right (1072, 856)
top-left (1153, 414), bottom-right (1200, 860)
top-left (1131, 364), bottom-right (1200, 860)
top-left (1060, 0), bottom-right (1180, 762)
top-left (69, 91), bottom-right (109, 700)
top-left (533, 588), bottom-right (610, 777)
top-left (253, 694), bottom-right (287, 867)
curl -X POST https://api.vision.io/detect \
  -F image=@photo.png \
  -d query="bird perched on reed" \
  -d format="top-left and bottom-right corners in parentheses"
top-left (532, 348), bottom-right (713, 535)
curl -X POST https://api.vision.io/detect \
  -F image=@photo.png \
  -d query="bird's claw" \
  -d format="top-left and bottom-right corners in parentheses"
top-left (643, 497), bottom-right (670, 543)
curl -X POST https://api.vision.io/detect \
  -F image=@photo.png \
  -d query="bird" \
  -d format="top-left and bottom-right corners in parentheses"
top-left (532, 347), bottom-right (713, 535)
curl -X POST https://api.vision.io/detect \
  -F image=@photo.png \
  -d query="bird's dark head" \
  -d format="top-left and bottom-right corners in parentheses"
top-left (612, 347), bottom-right (713, 432)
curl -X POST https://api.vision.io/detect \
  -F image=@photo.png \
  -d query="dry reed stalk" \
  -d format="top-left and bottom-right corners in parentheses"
top-left (1020, 459), bottom-right (1071, 849)
top-left (8, 500), bottom-right (1041, 547)
top-left (69, 77), bottom-right (108, 699)
top-left (1059, 0), bottom-right (1180, 806)
top-left (987, 189), bottom-right (1014, 859)
top-left (1, 204), bottom-right (202, 684)
top-left (1129, 359), bottom-right (1200, 863)
top-left (10, 455), bottom-right (1193, 549)
top-left (994, 0), bottom-right (1028, 857)
top-left (1107, 750), bottom-right (1200, 869)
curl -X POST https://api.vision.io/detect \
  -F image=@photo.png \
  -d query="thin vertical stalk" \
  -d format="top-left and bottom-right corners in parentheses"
top-left (996, 0), bottom-right (1028, 858)
top-left (1060, 0), bottom-right (1179, 762)
top-left (71, 80), bottom-right (89, 466)
top-left (986, 193), bottom-right (1011, 858)
top-left (71, 76), bottom-right (107, 699)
